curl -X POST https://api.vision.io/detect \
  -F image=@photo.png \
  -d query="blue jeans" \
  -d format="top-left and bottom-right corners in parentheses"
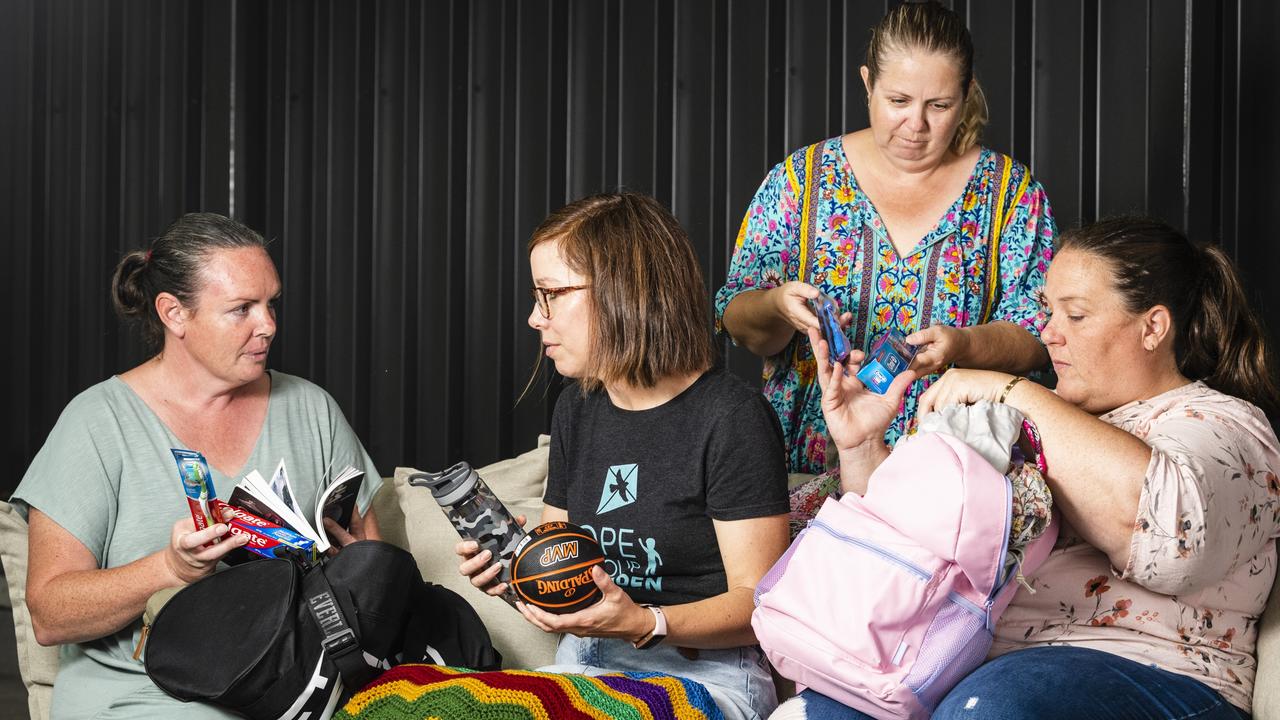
top-left (796, 646), bottom-right (1250, 720)
top-left (541, 634), bottom-right (778, 720)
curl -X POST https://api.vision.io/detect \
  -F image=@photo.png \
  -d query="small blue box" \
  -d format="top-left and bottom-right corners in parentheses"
top-left (856, 329), bottom-right (918, 394)
top-left (808, 292), bottom-right (851, 365)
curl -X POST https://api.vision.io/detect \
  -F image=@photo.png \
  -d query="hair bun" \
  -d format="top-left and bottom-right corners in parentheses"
top-left (110, 250), bottom-right (151, 318)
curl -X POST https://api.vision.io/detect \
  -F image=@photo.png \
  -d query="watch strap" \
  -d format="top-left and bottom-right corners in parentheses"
top-left (633, 605), bottom-right (667, 649)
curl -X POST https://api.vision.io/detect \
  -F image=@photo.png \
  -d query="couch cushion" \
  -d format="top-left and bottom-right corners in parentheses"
top-left (0, 500), bottom-right (58, 720)
top-left (393, 436), bottom-right (559, 671)
top-left (370, 474), bottom-right (409, 552)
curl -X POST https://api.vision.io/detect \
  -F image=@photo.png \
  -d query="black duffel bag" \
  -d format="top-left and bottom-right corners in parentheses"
top-left (145, 540), bottom-right (500, 719)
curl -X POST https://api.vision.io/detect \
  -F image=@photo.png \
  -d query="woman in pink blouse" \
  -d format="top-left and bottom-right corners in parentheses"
top-left (787, 217), bottom-right (1280, 719)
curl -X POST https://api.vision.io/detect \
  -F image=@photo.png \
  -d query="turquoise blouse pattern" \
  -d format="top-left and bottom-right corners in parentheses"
top-left (715, 137), bottom-right (1057, 473)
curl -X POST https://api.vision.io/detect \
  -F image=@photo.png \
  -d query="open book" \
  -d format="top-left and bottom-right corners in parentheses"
top-left (228, 459), bottom-right (363, 553)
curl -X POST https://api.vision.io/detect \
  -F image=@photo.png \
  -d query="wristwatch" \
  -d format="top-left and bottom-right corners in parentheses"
top-left (633, 604), bottom-right (668, 649)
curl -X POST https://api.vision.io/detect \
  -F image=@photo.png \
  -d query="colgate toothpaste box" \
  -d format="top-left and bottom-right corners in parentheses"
top-left (171, 449), bottom-right (220, 533)
top-left (215, 500), bottom-right (318, 567)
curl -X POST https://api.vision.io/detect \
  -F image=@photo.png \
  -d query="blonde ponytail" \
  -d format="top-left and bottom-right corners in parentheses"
top-left (952, 79), bottom-right (988, 154)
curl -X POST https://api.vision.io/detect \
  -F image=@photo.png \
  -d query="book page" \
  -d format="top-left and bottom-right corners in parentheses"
top-left (228, 485), bottom-right (293, 530)
top-left (315, 467), bottom-right (363, 547)
top-left (241, 470), bottom-right (320, 546)
top-left (267, 459), bottom-right (307, 520)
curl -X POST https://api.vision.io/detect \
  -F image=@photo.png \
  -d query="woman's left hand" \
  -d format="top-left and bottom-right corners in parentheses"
top-left (515, 565), bottom-right (652, 641)
top-left (906, 325), bottom-right (971, 376)
top-left (322, 507), bottom-right (381, 556)
top-left (809, 328), bottom-right (915, 453)
top-left (918, 369), bottom-right (1016, 415)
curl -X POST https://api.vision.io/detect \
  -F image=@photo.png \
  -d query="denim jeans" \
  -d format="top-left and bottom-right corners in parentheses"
top-left (540, 634), bottom-right (778, 720)
top-left (790, 646), bottom-right (1250, 720)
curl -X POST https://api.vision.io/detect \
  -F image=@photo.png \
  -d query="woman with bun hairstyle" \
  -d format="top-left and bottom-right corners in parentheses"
top-left (718, 1), bottom-right (1056, 480)
top-left (14, 213), bottom-right (382, 719)
top-left (781, 217), bottom-right (1278, 719)
top-left (457, 193), bottom-right (791, 720)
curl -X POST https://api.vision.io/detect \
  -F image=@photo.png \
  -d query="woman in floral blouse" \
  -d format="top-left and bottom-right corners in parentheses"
top-left (716, 1), bottom-right (1055, 475)
top-left (787, 216), bottom-right (1280, 719)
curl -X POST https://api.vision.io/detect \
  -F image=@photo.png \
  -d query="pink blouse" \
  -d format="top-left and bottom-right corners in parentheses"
top-left (992, 381), bottom-right (1280, 710)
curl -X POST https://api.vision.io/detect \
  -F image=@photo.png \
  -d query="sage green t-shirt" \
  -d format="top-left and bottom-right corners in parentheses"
top-left (12, 370), bottom-right (383, 719)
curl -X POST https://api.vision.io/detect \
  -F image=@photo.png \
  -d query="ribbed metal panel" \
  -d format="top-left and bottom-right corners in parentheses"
top-left (3, 0), bottom-right (1275, 494)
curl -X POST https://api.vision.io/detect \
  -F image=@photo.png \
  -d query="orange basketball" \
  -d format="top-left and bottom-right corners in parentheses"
top-left (510, 521), bottom-right (606, 614)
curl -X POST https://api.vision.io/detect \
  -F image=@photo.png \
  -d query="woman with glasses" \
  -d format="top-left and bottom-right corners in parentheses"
top-left (457, 192), bottom-right (792, 720)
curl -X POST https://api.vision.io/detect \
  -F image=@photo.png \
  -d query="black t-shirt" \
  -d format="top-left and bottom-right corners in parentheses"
top-left (544, 367), bottom-right (789, 606)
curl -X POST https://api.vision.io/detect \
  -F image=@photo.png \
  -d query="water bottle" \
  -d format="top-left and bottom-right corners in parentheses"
top-left (408, 462), bottom-right (527, 606)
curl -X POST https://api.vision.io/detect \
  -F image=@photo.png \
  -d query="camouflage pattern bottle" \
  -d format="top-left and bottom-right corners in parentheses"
top-left (409, 462), bottom-right (527, 606)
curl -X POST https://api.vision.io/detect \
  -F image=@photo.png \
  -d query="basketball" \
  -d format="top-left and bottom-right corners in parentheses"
top-left (510, 521), bottom-right (606, 614)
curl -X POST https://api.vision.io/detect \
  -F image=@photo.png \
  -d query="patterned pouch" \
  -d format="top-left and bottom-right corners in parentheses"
top-left (787, 470), bottom-right (841, 539)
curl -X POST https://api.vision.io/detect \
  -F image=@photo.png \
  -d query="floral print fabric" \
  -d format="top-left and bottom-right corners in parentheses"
top-left (714, 137), bottom-right (1057, 473)
top-left (992, 382), bottom-right (1280, 711)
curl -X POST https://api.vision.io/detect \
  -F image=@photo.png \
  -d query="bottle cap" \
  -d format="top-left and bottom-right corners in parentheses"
top-left (407, 462), bottom-right (479, 507)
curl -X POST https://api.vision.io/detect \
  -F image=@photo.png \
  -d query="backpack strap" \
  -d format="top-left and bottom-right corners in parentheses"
top-left (303, 564), bottom-right (367, 687)
top-left (979, 154), bottom-right (1031, 324)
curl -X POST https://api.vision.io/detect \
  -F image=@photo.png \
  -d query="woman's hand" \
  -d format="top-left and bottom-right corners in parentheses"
top-left (906, 325), bottom-right (971, 376)
top-left (162, 510), bottom-right (248, 586)
top-left (917, 369), bottom-right (1015, 415)
top-left (772, 281), bottom-right (854, 334)
top-left (516, 565), bottom-right (652, 641)
top-left (809, 327), bottom-right (915, 453)
top-left (322, 506), bottom-right (382, 556)
top-left (722, 282), bottom-right (852, 358)
top-left (455, 515), bottom-right (527, 596)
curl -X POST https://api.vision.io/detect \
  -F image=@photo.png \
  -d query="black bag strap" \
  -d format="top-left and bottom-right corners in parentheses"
top-left (303, 564), bottom-right (366, 687)
top-left (238, 652), bottom-right (335, 720)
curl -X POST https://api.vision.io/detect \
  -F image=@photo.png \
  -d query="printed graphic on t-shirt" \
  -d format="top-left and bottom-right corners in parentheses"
top-left (582, 523), bottom-right (665, 593)
top-left (583, 463), bottom-right (665, 593)
top-left (596, 464), bottom-right (637, 514)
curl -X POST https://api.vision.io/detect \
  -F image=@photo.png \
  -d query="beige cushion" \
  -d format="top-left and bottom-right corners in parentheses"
top-left (370, 473), bottom-right (410, 552)
top-left (787, 473), bottom-right (817, 491)
top-left (1255, 540), bottom-right (1280, 720)
top-left (0, 500), bottom-right (57, 720)
top-left (393, 435), bottom-right (560, 670)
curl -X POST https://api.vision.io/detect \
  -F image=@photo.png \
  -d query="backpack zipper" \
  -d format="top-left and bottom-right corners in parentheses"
top-left (132, 624), bottom-right (150, 661)
top-left (947, 591), bottom-right (987, 621)
top-left (987, 474), bottom-right (1014, 605)
top-left (810, 517), bottom-right (932, 582)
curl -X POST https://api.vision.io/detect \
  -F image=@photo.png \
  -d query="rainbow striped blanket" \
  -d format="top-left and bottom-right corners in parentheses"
top-left (336, 664), bottom-right (725, 720)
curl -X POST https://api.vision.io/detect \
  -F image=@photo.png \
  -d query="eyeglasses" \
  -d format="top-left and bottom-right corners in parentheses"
top-left (530, 285), bottom-right (589, 319)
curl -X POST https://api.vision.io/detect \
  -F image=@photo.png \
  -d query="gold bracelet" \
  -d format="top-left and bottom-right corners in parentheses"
top-left (998, 376), bottom-right (1027, 404)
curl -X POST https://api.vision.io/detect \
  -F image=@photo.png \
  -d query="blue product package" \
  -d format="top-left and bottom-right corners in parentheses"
top-left (808, 292), bottom-right (851, 365)
top-left (856, 329), bottom-right (918, 394)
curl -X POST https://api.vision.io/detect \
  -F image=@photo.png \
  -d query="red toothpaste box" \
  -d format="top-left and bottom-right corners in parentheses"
top-left (215, 500), bottom-right (318, 566)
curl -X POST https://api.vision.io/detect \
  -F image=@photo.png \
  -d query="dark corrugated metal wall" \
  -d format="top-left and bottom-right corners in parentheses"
top-left (4, 1), bottom-right (1277, 494)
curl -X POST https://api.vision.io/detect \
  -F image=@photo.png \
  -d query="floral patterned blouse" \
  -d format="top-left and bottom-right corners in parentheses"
top-left (714, 137), bottom-right (1057, 473)
top-left (992, 382), bottom-right (1280, 711)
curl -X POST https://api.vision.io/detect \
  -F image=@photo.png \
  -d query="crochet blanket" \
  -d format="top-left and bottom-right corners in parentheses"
top-left (337, 664), bottom-right (725, 720)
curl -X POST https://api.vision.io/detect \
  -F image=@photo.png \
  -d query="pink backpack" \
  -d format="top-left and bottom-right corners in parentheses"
top-left (752, 429), bottom-right (1059, 719)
